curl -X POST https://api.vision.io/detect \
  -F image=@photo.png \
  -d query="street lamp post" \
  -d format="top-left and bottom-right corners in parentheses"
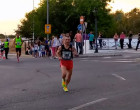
top-left (33, 0), bottom-right (35, 43)
top-left (94, 8), bottom-right (98, 53)
top-left (47, 0), bottom-right (49, 40)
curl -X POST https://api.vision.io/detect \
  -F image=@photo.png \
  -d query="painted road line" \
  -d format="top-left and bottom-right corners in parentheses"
top-left (103, 57), bottom-right (112, 59)
top-left (113, 60), bottom-right (135, 63)
top-left (80, 60), bottom-right (99, 62)
top-left (112, 74), bottom-right (126, 81)
top-left (104, 60), bottom-right (135, 63)
top-left (68, 98), bottom-right (108, 110)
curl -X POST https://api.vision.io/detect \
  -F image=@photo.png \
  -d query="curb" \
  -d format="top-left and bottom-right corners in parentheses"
top-left (77, 53), bottom-right (122, 58)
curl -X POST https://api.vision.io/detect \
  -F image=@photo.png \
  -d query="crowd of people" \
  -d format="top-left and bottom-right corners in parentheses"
top-left (1, 31), bottom-right (140, 61)
top-left (25, 30), bottom-right (84, 59)
top-left (88, 31), bottom-right (140, 50)
top-left (113, 31), bottom-right (140, 50)
top-left (26, 33), bottom-right (71, 59)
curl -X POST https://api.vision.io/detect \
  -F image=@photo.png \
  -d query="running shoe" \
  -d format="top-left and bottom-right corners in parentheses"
top-left (63, 87), bottom-right (68, 92)
top-left (17, 58), bottom-right (19, 63)
top-left (62, 79), bottom-right (66, 88)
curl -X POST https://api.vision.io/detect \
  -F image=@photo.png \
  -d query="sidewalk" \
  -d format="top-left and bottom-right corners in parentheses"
top-left (79, 49), bottom-right (122, 58)
top-left (8, 49), bottom-right (140, 58)
top-left (79, 49), bottom-right (140, 58)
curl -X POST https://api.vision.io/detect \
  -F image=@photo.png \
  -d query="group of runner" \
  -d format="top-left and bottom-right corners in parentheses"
top-left (0, 32), bottom-right (79, 92)
top-left (0, 33), bottom-right (23, 62)
top-left (0, 39), bottom-right (9, 59)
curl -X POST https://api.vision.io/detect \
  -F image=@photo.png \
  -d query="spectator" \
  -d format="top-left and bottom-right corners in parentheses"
top-left (41, 42), bottom-right (45, 57)
top-left (51, 36), bottom-right (57, 58)
top-left (128, 31), bottom-right (133, 49)
top-left (75, 30), bottom-right (82, 54)
top-left (34, 42), bottom-right (39, 58)
top-left (44, 38), bottom-right (49, 57)
top-left (136, 33), bottom-right (140, 51)
top-left (69, 31), bottom-right (74, 46)
top-left (88, 31), bottom-right (94, 49)
top-left (113, 33), bottom-right (119, 49)
top-left (98, 32), bottom-right (103, 49)
top-left (120, 32), bottom-right (126, 49)
top-left (38, 41), bottom-right (42, 57)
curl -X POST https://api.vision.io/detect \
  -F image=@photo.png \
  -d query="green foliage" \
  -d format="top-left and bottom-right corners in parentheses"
top-left (112, 8), bottom-right (140, 36)
top-left (0, 34), bottom-right (5, 39)
top-left (15, 0), bottom-right (117, 38)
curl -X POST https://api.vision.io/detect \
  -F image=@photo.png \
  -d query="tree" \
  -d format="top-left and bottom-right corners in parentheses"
top-left (16, 0), bottom-right (115, 38)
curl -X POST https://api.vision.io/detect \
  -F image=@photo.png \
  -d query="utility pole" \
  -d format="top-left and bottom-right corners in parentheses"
top-left (94, 8), bottom-right (98, 53)
top-left (80, 16), bottom-right (84, 54)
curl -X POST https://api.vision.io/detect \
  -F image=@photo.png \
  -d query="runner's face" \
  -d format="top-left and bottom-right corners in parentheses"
top-left (64, 37), bottom-right (70, 45)
top-left (17, 34), bottom-right (19, 37)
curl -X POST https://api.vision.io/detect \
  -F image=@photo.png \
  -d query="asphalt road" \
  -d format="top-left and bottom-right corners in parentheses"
top-left (0, 52), bottom-right (140, 110)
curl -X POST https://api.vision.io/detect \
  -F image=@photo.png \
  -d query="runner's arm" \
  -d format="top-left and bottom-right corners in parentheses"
top-left (13, 38), bottom-right (16, 46)
top-left (72, 46), bottom-right (79, 57)
top-left (56, 46), bottom-right (62, 60)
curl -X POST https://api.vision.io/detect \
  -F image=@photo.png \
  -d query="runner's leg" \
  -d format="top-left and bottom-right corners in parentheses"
top-left (65, 69), bottom-right (72, 86)
top-left (61, 66), bottom-right (67, 81)
top-left (61, 66), bottom-right (69, 92)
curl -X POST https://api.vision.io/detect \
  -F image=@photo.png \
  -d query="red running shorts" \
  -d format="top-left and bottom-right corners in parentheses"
top-left (60, 59), bottom-right (73, 70)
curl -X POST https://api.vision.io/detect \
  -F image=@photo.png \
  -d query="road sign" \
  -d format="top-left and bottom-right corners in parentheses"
top-left (77, 24), bottom-right (85, 32)
top-left (80, 16), bottom-right (84, 24)
top-left (77, 24), bottom-right (82, 31)
top-left (45, 24), bottom-right (51, 34)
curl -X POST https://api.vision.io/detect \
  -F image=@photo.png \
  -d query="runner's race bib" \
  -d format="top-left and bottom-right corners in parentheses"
top-left (62, 51), bottom-right (71, 60)
top-left (17, 42), bottom-right (20, 45)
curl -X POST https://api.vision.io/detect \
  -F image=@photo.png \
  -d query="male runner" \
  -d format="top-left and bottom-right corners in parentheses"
top-left (56, 34), bottom-right (78, 92)
top-left (13, 33), bottom-right (23, 62)
top-left (4, 38), bottom-right (9, 59)
top-left (0, 42), bottom-right (4, 59)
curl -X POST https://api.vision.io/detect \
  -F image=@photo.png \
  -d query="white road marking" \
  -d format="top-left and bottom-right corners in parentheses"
top-left (104, 60), bottom-right (135, 63)
top-left (68, 98), bottom-right (108, 110)
top-left (114, 60), bottom-right (135, 62)
top-left (103, 57), bottom-right (111, 59)
top-left (80, 58), bottom-right (89, 60)
top-left (80, 60), bottom-right (98, 62)
top-left (112, 74), bottom-right (126, 81)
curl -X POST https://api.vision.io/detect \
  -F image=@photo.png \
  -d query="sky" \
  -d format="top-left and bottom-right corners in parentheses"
top-left (0, 0), bottom-right (140, 35)
top-left (109, 0), bottom-right (140, 13)
top-left (0, 0), bottom-right (40, 35)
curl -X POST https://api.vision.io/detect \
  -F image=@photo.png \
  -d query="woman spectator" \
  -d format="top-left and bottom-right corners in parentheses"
top-left (56, 35), bottom-right (61, 53)
top-left (98, 32), bottom-right (103, 49)
top-left (113, 33), bottom-right (119, 49)
top-left (51, 36), bottom-right (57, 59)
top-left (120, 32), bottom-right (126, 49)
